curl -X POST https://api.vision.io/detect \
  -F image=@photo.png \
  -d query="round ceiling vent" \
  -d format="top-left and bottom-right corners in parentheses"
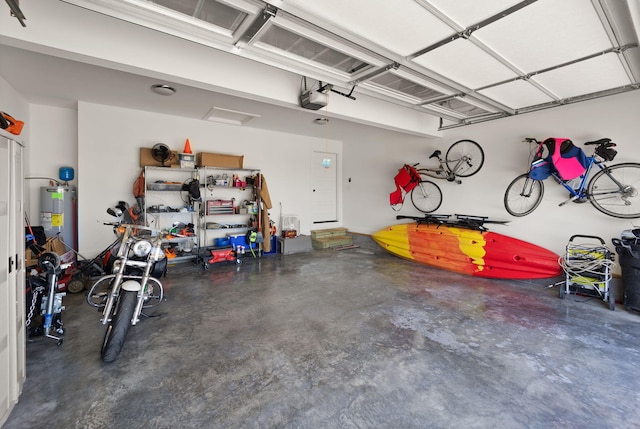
top-left (151, 84), bottom-right (176, 96)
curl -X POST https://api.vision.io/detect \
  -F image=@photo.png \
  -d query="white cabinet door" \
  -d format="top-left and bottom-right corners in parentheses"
top-left (0, 136), bottom-right (12, 426)
top-left (0, 136), bottom-right (25, 427)
top-left (9, 139), bottom-right (25, 403)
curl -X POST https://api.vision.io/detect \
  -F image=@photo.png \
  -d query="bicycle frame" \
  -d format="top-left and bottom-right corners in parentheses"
top-left (417, 140), bottom-right (484, 184)
top-left (418, 153), bottom-right (459, 183)
top-left (555, 157), bottom-right (628, 206)
top-left (555, 156), bottom-right (600, 204)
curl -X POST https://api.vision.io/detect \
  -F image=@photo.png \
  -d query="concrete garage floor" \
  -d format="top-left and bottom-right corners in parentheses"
top-left (4, 235), bottom-right (640, 429)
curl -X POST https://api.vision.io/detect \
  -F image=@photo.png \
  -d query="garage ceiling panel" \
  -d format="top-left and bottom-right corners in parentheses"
top-left (367, 70), bottom-right (447, 102)
top-left (50, 0), bottom-right (640, 128)
top-left (424, 0), bottom-right (524, 28)
top-left (424, 96), bottom-right (498, 119)
top-left (475, 0), bottom-right (614, 72)
top-left (279, 0), bottom-right (455, 56)
top-left (152, 0), bottom-right (247, 31)
top-left (477, 80), bottom-right (554, 109)
top-left (531, 53), bottom-right (633, 99)
top-left (412, 38), bottom-right (519, 89)
top-left (257, 24), bottom-right (375, 75)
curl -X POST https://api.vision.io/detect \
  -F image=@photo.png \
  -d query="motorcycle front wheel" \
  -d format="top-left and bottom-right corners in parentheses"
top-left (101, 290), bottom-right (137, 362)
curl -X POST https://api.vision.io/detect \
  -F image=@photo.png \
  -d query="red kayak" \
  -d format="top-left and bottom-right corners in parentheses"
top-left (373, 223), bottom-right (562, 279)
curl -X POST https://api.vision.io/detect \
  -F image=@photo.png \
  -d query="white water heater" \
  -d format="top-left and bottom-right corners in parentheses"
top-left (40, 185), bottom-right (77, 250)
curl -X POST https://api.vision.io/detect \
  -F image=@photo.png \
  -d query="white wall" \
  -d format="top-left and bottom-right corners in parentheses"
top-left (25, 105), bottom-right (78, 228)
top-left (0, 77), bottom-right (28, 127)
top-left (77, 102), bottom-right (342, 256)
top-left (342, 128), bottom-right (439, 234)
top-left (21, 89), bottom-right (638, 263)
top-left (14, 85), bottom-right (640, 279)
top-left (0, 75), bottom-right (29, 221)
top-left (442, 90), bottom-right (640, 264)
top-left (343, 90), bottom-right (640, 275)
top-left (0, 75), bottom-right (28, 145)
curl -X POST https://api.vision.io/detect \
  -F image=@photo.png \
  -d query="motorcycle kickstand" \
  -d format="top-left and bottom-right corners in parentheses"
top-left (44, 332), bottom-right (64, 346)
top-left (140, 311), bottom-right (163, 318)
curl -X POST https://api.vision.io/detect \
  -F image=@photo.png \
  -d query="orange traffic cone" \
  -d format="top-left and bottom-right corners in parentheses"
top-left (183, 138), bottom-right (192, 154)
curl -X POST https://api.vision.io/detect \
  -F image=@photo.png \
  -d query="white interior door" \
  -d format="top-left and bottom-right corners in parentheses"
top-left (311, 151), bottom-right (338, 224)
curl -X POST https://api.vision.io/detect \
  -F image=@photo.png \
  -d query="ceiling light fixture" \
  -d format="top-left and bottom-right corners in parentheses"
top-left (151, 84), bottom-right (176, 96)
top-left (203, 107), bottom-right (261, 125)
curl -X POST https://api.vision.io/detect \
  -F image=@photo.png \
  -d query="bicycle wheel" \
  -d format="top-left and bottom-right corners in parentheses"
top-left (504, 173), bottom-right (544, 217)
top-left (587, 162), bottom-right (640, 218)
top-left (410, 180), bottom-right (443, 213)
top-left (445, 139), bottom-right (485, 178)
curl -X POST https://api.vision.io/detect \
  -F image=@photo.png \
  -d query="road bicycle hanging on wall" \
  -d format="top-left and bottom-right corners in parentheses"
top-left (503, 137), bottom-right (640, 218)
top-left (390, 139), bottom-right (485, 213)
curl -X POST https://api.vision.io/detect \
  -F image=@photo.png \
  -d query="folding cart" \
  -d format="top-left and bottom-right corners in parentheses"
top-left (559, 235), bottom-right (616, 310)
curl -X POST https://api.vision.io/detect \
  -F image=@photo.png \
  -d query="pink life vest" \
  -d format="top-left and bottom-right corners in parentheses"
top-left (544, 138), bottom-right (589, 180)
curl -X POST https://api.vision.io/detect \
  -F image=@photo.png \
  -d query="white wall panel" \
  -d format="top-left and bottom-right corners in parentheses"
top-left (341, 90), bottom-right (640, 276)
top-left (77, 102), bottom-right (342, 256)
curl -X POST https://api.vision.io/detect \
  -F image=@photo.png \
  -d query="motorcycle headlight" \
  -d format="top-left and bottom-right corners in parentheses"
top-left (133, 240), bottom-right (153, 257)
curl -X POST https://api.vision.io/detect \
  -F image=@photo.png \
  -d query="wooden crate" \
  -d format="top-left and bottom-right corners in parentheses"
top-left (312, 235), bottom-right (353, 249)
top-left (311, 228), bottom-right (348, 240)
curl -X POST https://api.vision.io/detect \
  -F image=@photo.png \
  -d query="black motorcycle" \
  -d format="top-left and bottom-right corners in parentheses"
top-left (86, 223), bottom-right (166, 362)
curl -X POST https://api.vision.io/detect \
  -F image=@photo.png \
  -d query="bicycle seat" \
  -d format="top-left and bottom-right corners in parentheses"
top-left (584, 138), bottom-right (611, 146)
top-left (429, 150), bottom-right (441, 159)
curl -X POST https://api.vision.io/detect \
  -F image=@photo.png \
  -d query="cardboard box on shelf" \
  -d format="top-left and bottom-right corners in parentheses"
top-left (140, 147), bottom-right (179, 167)
top-left (46, 236), bottom-right (67, 255)
top-left (196, 152), bottom-right (244, 168)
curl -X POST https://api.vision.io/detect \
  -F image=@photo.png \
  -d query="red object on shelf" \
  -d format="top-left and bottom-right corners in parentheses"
top-left (206, 199), bottom-right (234, 215)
